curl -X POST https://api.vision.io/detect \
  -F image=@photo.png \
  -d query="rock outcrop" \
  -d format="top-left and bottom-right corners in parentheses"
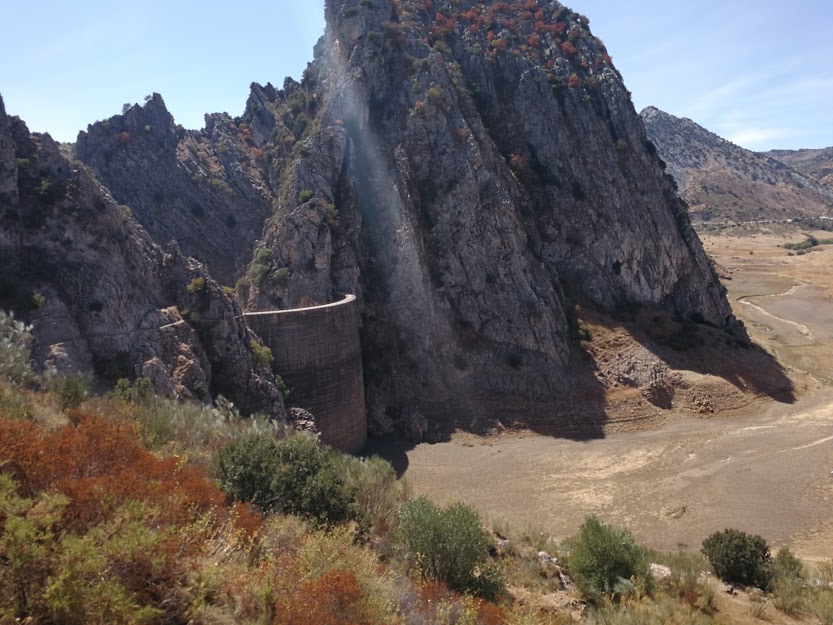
top-left (239, 0), bottom-right (742, 432)
top-left (75, 94), bottom-right (275, 284)
top-left (0, 95), bottom-right (283, 418)
top-left (641, 106), bottom-right (833, 223)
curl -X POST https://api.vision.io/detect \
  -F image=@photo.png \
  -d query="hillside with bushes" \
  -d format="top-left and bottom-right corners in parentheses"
top-left (768, 146), bottom-right (833, 193)
top-left (641, 106), bottom-right (833, 225)
top-left (3, 313), bottom-right (833, 624)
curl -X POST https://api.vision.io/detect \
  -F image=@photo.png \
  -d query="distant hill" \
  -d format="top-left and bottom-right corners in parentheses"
top-left (641, 106), bottom-right (833, 223)
top-left (767, 147), bottom-right (833, 191)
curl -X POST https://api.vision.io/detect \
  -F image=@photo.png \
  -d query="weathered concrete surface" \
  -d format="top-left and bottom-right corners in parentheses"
top-left (245, 294), bottom-right (367, 453)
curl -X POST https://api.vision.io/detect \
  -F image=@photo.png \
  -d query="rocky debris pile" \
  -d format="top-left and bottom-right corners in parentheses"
top-left (691, 393), bottom-right (715, 414)
top-left (289, 406), bottom-right (318, 434)
top-left (539, 550), bottom-right (573, 591)
top-left (649, 563), bottom-right (672, 581)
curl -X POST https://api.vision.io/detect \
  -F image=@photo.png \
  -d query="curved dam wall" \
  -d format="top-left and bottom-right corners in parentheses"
top-left (244, 294), bottom-right (367, 453)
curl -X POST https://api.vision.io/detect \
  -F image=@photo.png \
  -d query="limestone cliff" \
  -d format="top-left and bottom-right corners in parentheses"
top-left (241, 0), bottom-right (742, 432)
top-left (641, 106), bottom-right (833, 223)
top-left (76, 94), bottom-right (275, 284)
top-left (0, 95), bottom-right (283, 418)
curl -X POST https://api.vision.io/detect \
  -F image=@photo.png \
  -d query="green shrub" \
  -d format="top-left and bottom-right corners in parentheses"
top-left (772, 577), bottom-right (804, 616)
top-left (324, 203), bottom-right (340, 229)
top-left (249, 340), bottom-right (273, 369)
top-left (214, 434), bottom-right (282, 508)
top-left (701, 529), bottom-right (771, 589)
top-left (186, 276), bottom-right (206, 295)
top-left (433, 40), bottom-right (451, 55)
top-left (396, 497), bottom-right (505, 600)
top-left (255, 248), bottom-right (272, 264)
top-left (274, 374), bottom-right (290, 398)
top-left (47, 374), bottom-right (90, 411)
top-left (246, 262), bottom-right (269, 285)
top-left (114, 377), bottom-right (153, 404)
top-left (568, 516), bottom-right (649, 600)
top-left (0, 311), bottom-right (34, 385)
top-left (298, 189), bottom-right (314, 204)
top-left (426, 86), bottom-right (444, 105)
top-left (0, 474), bottom-right (163, 625)
top-left (0, 383), bottom-right (33, 420)
top-left (272, 267), bottom-right (291, 288)
top-left (771, 546), bottom-right (804, 580)
top-left (214, 432), bottom-right (356, 526)
top-left (810, 589), bottom-right (833, 625)
top-left (338, 455), bottom-right (408, 529)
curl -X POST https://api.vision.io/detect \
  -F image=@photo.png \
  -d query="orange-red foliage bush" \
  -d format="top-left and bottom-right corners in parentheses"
top-left (273, 569), bottom-right (370, 625)
top-left (477, 600), bottom-right (509, 625)
top-left (561, 41), bottom-right (577, 56)
top-left (0, 414), bottom-right (259, 534)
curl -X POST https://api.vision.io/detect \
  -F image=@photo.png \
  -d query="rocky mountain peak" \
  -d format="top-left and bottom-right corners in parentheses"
top-left (231, 0), bottom-right (743, 433)
top-left (75, 91), bottom-right (275, 285)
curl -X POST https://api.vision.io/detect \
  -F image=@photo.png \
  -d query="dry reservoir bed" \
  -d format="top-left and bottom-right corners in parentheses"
top-left (394, 230), bottom-right (833, 558)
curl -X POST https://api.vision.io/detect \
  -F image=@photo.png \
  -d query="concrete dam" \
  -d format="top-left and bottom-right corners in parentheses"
top-left (244, 294), bottom-right (367, 453)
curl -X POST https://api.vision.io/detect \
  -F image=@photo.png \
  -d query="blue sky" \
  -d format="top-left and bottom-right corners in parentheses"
top-left (569, 0), bottom-right (833, 150)
top-left (1, 1), bottom-right (831, 151)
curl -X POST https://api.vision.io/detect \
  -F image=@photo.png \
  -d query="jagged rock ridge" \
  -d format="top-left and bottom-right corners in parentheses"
top-left (75, 94), bottom-right (276, 284)
top-left (641, 106), bottom-right (833, 223)
top-left (0, 94), bottom-right (283, 418)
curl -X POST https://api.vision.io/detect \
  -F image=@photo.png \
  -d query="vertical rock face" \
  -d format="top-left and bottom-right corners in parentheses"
top-left (0, 94), bottom-right (283, 418)
top-left (75, 94), bottom-right (275, 284)
top-left (242, 0), bottom-right (740, 432)
top-left (0, 96), bottom-right (17, 207)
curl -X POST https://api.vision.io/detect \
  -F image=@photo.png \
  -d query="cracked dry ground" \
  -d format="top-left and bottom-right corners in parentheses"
top-left (388, 228), bottom-right (833, 560)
